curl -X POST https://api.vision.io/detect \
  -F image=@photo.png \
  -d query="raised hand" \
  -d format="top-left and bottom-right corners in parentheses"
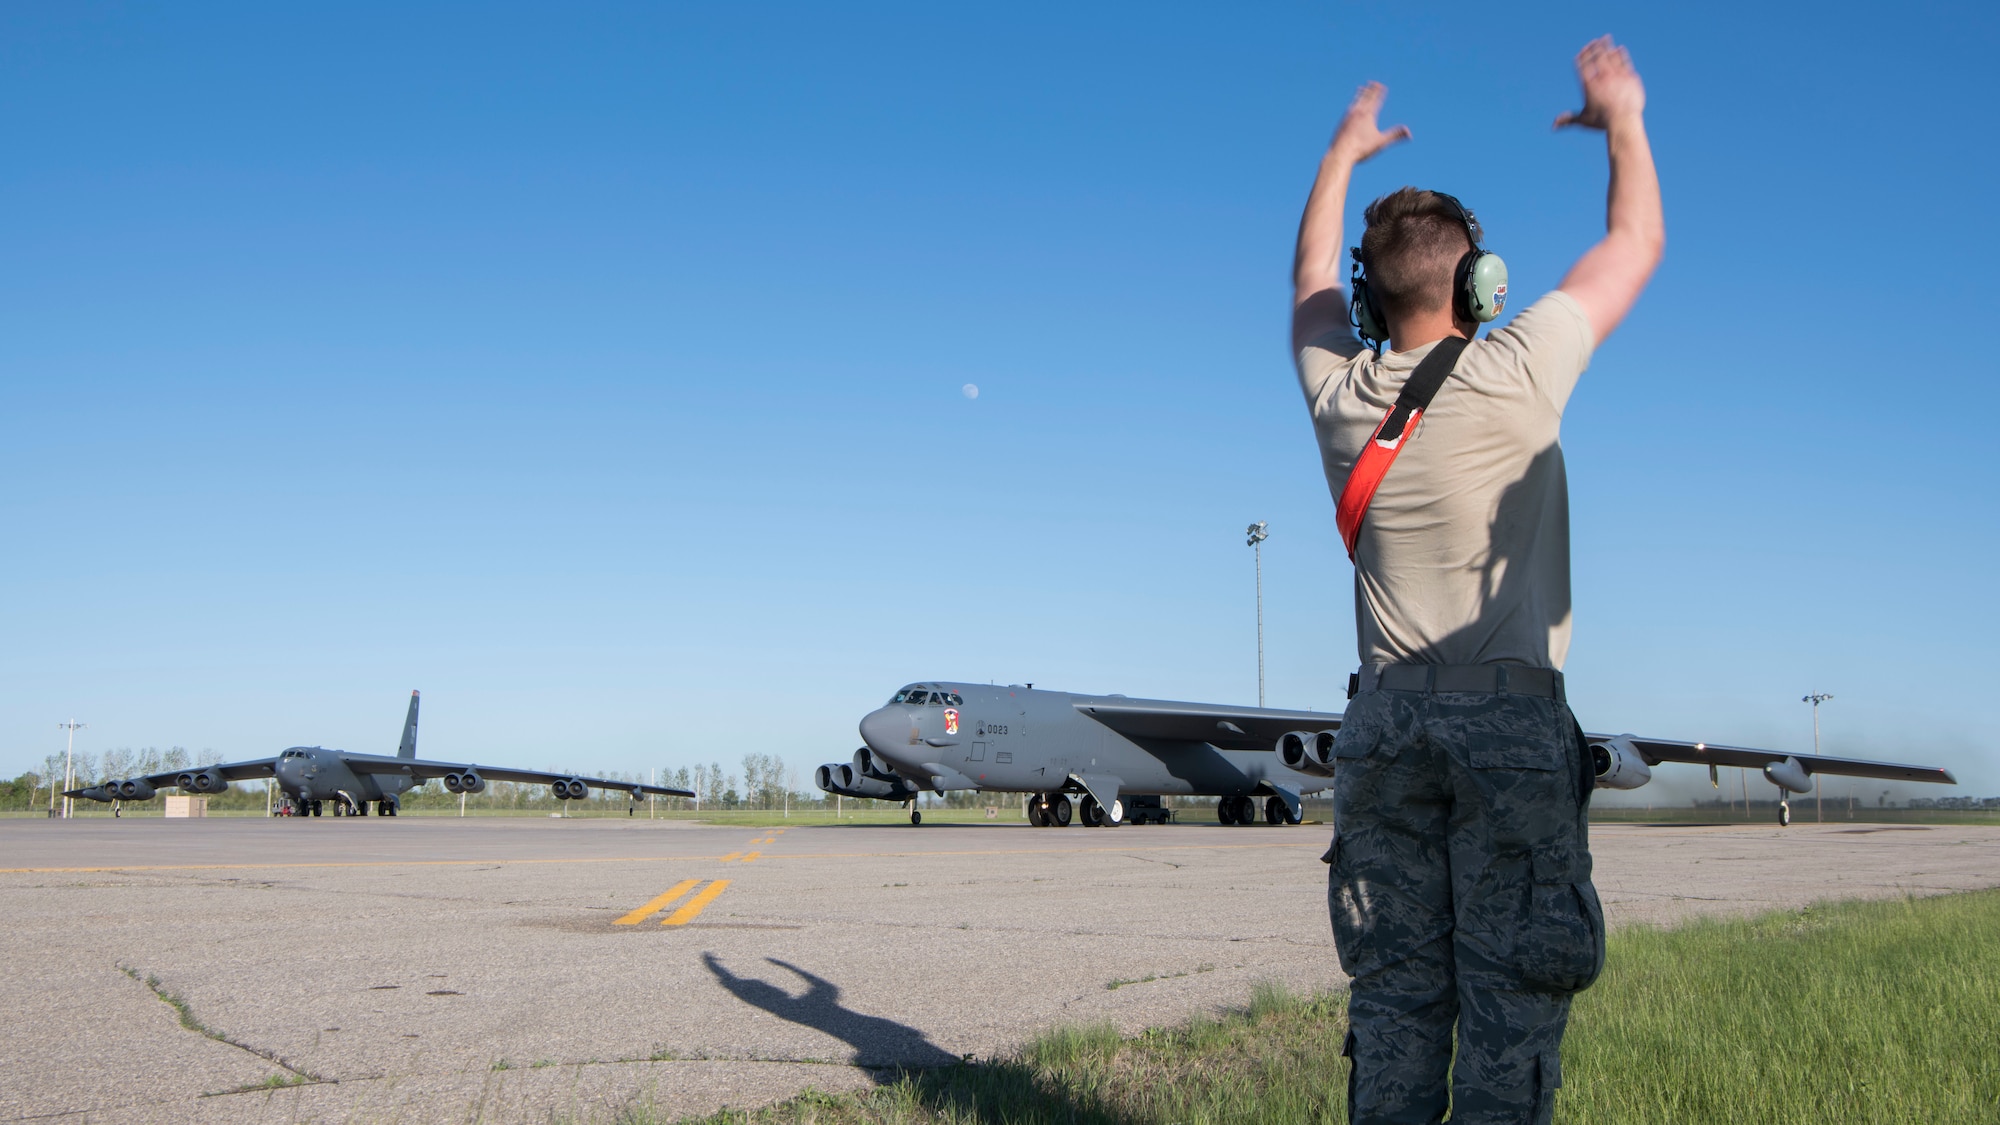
top-left (1555, 36), bottom-right (1646, 131)
top-left (1329, 82), bottom-right (1412, 166)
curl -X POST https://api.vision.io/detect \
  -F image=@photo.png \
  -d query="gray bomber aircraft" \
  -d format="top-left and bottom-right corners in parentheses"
top-left (816, 681), bottom-right (1958, 827)
top-left (66, 691), bottom-right (694, 817)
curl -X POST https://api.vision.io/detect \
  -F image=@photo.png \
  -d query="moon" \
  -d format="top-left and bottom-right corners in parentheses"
top-left (962, 383), bottom-right (980, 400)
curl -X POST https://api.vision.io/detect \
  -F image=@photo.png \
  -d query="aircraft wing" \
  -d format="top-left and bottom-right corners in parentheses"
top-left (1598, 734), bottom-right (1958, 785)
top-left (66, 758), bottom-right (279, 799)
top-left (340, 753), bottom-right (696, 798)
top-left (1075, 699), bottom-right (1337, 751)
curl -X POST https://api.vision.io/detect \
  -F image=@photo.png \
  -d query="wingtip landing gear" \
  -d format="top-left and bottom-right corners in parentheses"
top-left (1778, 799), bottom-right (1792, 827)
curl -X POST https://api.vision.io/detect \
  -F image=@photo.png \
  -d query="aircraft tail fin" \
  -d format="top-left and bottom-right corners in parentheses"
top-left (398, 690), bottom-right (421, 759)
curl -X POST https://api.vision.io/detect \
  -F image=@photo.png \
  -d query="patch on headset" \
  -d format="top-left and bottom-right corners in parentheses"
top-left (1492, 283), bottom-right (1508, 312)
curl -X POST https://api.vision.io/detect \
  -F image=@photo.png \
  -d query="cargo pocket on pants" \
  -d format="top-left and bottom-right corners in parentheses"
top-left (1341, 1028), bottom-right (1359, 1122)
top-left (1513, 842), bottom-right (1605, 994)
top-left (1324, 834), bottom-right (1362, 976)
top-left (1535, 1052), bottom-right (1562, 1124)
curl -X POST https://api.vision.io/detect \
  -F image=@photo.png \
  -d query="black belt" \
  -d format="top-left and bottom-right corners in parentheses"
top-left (1349, 663), bottom-right (1564, 701)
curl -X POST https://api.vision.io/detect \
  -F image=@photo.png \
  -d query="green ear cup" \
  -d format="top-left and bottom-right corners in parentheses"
top-left (1463, 251), bottom-right (1509, 322)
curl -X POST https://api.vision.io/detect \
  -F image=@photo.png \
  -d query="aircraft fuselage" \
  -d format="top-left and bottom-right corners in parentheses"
top-left (273, 746), bottom-right (418, 808)
top-left (853, 682), bottom-right (1328, 801)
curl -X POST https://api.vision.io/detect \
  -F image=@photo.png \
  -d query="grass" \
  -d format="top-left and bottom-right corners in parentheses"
top-left (1585, 804), bottom-right (2000, 827)
top-left (206, 1073), bottom-right (316, 1097)
top-left (1561, 892), bottom-right (2000, 1123)
top-left (1105, 965), bottom-right (1213, 991)
top-left (122, 965), bottom-right (328, 1090)
top-left (641, 890), bottom-right (2000, 1125)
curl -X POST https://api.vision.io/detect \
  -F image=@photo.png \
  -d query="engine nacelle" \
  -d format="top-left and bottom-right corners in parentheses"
top-left (815, 764), bottom-right (838, 793)
top-left (851, 747), bottom-right (899, 781)
top-left (457, 770), bottom-right (486, 795)
top-left (73, 784), bottom-right (116, 803)
top-left (551, 777), bottom-right (588, 800)
top-left (829, 764), bottom-right (916, 800)
top-left (1591, 735), bottom-right (1654, 790)
top-left (1764, 756), bottom-right (1814, 795)
top-left (180, 768), bottom-right (230, 794)
top-left (1311, 730), bottom-right (1340, 773)
top-left (114, 779), bottom-right (157, 801)
top-left (1276, 731), bottom-right (1313, 773)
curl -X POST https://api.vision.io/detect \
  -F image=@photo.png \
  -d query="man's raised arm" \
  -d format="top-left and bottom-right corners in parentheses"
top-left (1554, 36), bottom-right (1664, 344)
top-left (1292, 82), bottom-right (1411, 354)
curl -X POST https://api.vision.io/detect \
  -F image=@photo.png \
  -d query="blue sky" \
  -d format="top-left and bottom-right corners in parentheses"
top-left (4, 1), bottom-right (1995, 802)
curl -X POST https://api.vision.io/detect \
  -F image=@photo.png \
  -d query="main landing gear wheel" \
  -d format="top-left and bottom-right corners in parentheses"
top-left (1778, 800), bottom-right (1791, 827)
top-left (1217, 798), bottom-right (1237, 825)
top-left (310, 800), bottom-right (324, 817)
top-left (1080, 796), bottom-right (1122, 827)
top-left (1027, 798), bottom-right (1048, 827)
top-left (1265, 797), bottom-right (1292, 826)
top-left (1049, 794), bottom-right (1072, 827)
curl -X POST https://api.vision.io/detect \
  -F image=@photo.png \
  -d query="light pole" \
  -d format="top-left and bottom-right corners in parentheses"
top-left (57, 721), bottom-right (86, 819)
top-left (1803, 692), bottom-right (1833, 823)
top-left (1247, 522), bottom-right (1269, 707)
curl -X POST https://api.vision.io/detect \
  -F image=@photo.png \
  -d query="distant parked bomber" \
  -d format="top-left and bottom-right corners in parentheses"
top-left (67, 691), bottom-right (694, 817)
top-left (817, 682), bottom-right (1958, 827)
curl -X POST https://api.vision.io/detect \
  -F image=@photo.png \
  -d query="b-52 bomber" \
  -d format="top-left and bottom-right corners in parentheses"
top-left (67, 691), bottom-right (694, 817)
top-left (816, 681), bottom-right (1958, 827)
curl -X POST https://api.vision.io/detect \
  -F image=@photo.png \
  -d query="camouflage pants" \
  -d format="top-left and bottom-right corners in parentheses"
top-left (1326, 686), bottom-right (1604, 1125)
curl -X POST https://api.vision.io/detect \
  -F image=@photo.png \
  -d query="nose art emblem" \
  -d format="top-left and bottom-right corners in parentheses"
top-left (944, 708), bottom-right (959, 735)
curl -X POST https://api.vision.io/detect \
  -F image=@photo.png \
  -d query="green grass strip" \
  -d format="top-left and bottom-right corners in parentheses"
top-left (1562, 891), bottom-right (2000, 1123)
top-left (651, 890), bottom-right (2000, 1125)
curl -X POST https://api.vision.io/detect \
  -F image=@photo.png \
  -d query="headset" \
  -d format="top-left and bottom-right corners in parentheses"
top-left (1349, 191), bottom-right (1509, 351)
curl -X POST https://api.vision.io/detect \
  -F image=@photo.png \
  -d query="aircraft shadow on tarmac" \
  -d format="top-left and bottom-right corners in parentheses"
top-left (699, 954), bottom-right (1141, 1123)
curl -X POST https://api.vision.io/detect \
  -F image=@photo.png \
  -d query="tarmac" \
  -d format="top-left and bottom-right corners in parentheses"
top-left (4, 814), bottom-right (1998, 1124)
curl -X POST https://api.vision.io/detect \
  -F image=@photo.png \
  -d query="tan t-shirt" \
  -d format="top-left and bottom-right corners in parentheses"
top-left (1297, 291), bottom-right (1595, 670)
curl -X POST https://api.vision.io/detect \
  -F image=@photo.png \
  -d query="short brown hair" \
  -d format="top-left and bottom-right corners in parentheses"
top-left (1359, 188), bottom-right (1475, 324)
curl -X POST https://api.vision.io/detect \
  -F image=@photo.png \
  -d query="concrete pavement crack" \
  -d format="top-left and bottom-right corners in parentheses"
top-left (120, 965), bottom-right (332, 1083)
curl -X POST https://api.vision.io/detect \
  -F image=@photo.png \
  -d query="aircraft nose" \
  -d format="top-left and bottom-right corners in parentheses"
top-left (859, 707), bottom-right (914, 754)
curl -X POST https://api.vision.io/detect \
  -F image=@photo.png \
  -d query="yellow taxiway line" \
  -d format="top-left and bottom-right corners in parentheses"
top-left (660, 880), bottom-right (731, 926)
top-left (613, 879), bottom-right (701, 925)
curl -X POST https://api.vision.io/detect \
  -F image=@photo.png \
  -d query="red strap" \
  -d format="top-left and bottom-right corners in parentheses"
top-left (1336, 405), bottom-right (1425, 560)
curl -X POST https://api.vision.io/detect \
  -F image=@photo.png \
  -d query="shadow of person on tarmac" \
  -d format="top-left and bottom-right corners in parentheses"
top-left (701, 953), bottom-right (960, 1071)
top-left (699, 952), bottom-right (1140, 1122)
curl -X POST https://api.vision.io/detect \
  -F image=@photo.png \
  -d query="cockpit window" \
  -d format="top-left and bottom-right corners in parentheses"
top-left (943, 692), bottom-right (964, 706)
top-left (907, 690), bottom-right (931, 705)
